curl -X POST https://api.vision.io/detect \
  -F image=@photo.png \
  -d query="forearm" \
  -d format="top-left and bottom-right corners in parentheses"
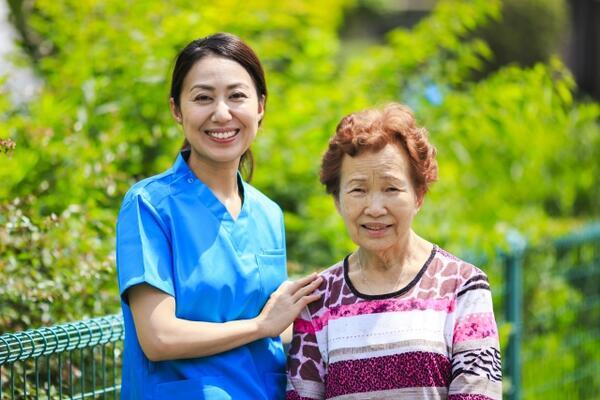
top-left (130, 275), bottom-right (322, 362)
top-left (129, 284), bottom-right (268, 361)
top-left (144, 316), bottom-right (265, 361)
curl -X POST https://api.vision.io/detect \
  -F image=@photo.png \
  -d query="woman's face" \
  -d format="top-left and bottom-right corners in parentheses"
top-left (170, 55), bottom-right (264, 169)
top-left (335, 143), bottom-right (422, 255)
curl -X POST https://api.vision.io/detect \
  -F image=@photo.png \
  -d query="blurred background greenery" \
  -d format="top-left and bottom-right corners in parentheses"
top-left (0, 0), bottom-right (598, 398)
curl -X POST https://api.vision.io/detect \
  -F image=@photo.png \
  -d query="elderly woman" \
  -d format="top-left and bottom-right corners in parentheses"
top-left (286, 103), bottom-right (502, 400)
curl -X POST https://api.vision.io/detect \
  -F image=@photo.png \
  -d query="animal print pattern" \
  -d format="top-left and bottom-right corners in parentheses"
top-left (324, 352), bottom-right (452, 398)
top-left (286, 245), bottom-right (502, 400)
top-left (449, 395), bottom-right (495, 400)
top-left (451, 347), bottom-right (502, 382)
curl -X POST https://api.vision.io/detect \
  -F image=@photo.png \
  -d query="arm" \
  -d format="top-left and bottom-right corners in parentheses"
top-left (448, 272), bottom-right (502, 400)
top-left (119, 194), bottom-right (322, 361)
top-left (128, 274), bottom-right (322, 361)
top-left (286, 308), bottom-right (326, 400)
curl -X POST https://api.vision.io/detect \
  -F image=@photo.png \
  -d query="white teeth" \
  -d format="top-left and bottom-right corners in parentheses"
top-left (364, 224), bottom-right (388, 230)
top-left (207, 130), bottom-right (237, 139)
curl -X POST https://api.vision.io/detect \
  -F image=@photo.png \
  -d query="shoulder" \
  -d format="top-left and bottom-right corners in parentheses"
top-left (305, 260), bottom-right (347, 316)
top-left (120, 168), bottom-right (178, 211)
top-left (432, 246), bottom-right (490, 296)
top-left (436, 247), bottom-right (488, 278)
top-left (319, 260), bottom-right (346, 285)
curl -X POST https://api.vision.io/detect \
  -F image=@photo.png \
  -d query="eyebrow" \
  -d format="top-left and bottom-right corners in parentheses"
top-left (381, 174), bottom-right (406, 183)
top-left (345, 175), bottom-right (407, 185)
top-left (345, 177), bottom-right (367, 185)
top-left (189, 83), bottom-right (250, 92)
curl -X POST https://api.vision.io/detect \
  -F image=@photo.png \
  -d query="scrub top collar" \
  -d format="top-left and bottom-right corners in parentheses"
top-left (172, 149), bottom-right (250, 226)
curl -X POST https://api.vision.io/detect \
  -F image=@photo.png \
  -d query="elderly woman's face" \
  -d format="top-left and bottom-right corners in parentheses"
top-left (335, 143), bottom-right (422, 254)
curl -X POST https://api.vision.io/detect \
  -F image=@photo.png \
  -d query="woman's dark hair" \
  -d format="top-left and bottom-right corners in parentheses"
top-left (170, 33), bottom-right (267, 181)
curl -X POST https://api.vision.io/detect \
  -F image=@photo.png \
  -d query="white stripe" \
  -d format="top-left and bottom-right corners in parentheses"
top-left (455, 289), bottom-right (494, 315)
top-left (449, 374), bottom-right (502, 400)
top-left (287, 377), bottom-right (324, 399)
top-left (453, 337), bottom-right (499, 353)
top-left (328, 339), bottom-right (449, 363)
top-left (324, 310), bottom-right (449, 352)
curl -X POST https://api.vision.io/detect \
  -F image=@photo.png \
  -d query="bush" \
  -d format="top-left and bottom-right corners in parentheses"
top-left (0, 0), bottom-right (598, 331)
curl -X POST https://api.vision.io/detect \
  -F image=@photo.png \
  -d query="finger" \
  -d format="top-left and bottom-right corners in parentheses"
top-left (298, 293), bottom-right (323, 308)
top-left (288, 273), bottom-right (319, 292)
top-left (275, 280), bottom-right (291, 293)
top-left (290, 292), bottom-right (322, 318)
top-left (292, 276), bottom-right (323, 303)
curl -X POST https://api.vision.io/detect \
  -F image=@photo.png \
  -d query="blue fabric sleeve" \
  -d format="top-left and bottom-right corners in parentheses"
top-left (281, 210), bottom-right (288, 278)
top-left (116, 194), bottom-right (175, 302)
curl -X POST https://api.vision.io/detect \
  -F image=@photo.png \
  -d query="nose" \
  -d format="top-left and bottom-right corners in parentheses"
top-left (364, 194), bottom-right (387, 217)
top-left (211, 100), bottom-right (232, 123)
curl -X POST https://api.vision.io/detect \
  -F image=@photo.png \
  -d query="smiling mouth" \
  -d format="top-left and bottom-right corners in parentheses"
top-left (362, 223), bottom-right (392, 231)
top-left (204, 129), bottom-right (239, 140)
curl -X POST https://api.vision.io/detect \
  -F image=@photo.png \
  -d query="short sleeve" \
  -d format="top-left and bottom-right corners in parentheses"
top-left (280, 210), bottom-right (287, 251)
top-left (116, 194), bottom-right (174, 302)
top-left (286, 307), bottom-right (326, 400)
top-left (449, 272), bottom-right (502, 400)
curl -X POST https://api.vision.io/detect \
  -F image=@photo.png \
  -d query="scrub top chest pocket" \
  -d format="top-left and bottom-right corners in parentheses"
top-left (255, 249), bottom-right (287, 298)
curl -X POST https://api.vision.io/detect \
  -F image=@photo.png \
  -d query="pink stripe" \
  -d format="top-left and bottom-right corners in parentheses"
top-left (305, 297), bottom-right (455, 333)
top-left (449, 395), bottom-right (494, 400)
top-left (453, 313), bottom-right (498, 343)
top-left (325, 351), bottom-right (451, 397)
top-left (286, 391), bottom-right (315, 400)
top-left (293, 318), bottom-right (316, 334)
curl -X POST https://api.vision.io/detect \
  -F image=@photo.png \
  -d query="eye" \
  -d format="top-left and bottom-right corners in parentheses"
top-left (194, 94), bottom-right (211, 102)
top-left (230, 91), bottom-right (248, 100)
top-left (349, 188), bottom-right (365, 194)
top-left (385, 187), bottom-right (400, 192)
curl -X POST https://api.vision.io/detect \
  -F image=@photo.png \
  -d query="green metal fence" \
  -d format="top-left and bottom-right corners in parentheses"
top-left (0, 314), bottom-right (123, 399)
top-left (503, 223), bottom-right (600, 400)
top-left (1, 225), bottom-right (598, 399)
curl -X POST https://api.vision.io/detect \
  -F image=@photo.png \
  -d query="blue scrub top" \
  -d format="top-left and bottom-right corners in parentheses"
top-left (116, 151), bottom-right (288, 400)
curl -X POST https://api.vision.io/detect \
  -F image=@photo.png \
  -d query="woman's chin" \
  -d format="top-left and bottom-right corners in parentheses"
top-left (355, 240), bottom-right (396, 254)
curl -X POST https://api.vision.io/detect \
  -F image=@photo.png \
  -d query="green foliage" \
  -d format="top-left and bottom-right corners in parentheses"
top-left (0, 198), bottom-right (118, 330)
top-left (0, 4), bottom-right (599, 398)
top-left (517, 239), bottom-right (600, 399)
top-left (1, 0), bottom-right (356, 329)
top-left (420, 60), bottom-right (600, 252)
top-left (476, 0), bottom-right (570, 73)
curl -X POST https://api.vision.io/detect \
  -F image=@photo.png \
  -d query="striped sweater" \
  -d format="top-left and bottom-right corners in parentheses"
top-left (286, 245), bottom-right (502, 400)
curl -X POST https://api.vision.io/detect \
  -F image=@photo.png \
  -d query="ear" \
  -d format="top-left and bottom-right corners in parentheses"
top-left (169, 97), bottom-right (182, 124)
top-left (257, 95), bottom-right (265, 124)
top-left (334, 196), bottom-right (342, 214)
top-left (415, 192), bottom-right (424, 213)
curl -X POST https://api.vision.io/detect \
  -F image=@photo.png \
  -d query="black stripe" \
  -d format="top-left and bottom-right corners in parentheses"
top-left (343, 245), bottom-right (438, 300)
top-left (453, 347), bottom-right (501, 357)
top-left (463, 274), bottom-right (489, 287)
top-left (457, 283), bottom-right (491, 297)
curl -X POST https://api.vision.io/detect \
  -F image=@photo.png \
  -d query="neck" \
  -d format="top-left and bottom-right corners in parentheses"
top-left (187, 151), bottom-right (241, 199)
top-left (357, 231), bottom-right (427, 273)
top-left (186, 151), bottom-right (243, 220)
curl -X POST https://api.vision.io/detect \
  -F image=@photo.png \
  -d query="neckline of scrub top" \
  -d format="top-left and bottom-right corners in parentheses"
top-left (173, 150), bottom-right (250, 228)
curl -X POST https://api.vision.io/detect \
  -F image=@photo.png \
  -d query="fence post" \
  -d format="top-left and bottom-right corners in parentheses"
top-left (504, 230), bottom-right (526, 400)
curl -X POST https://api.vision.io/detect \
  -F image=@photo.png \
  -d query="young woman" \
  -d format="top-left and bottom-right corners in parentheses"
top-left (116, 33), bottom-right (322, 399)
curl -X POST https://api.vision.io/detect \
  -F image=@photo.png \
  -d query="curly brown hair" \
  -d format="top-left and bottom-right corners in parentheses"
top-left (320, 103), bottom-right (438, 200)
